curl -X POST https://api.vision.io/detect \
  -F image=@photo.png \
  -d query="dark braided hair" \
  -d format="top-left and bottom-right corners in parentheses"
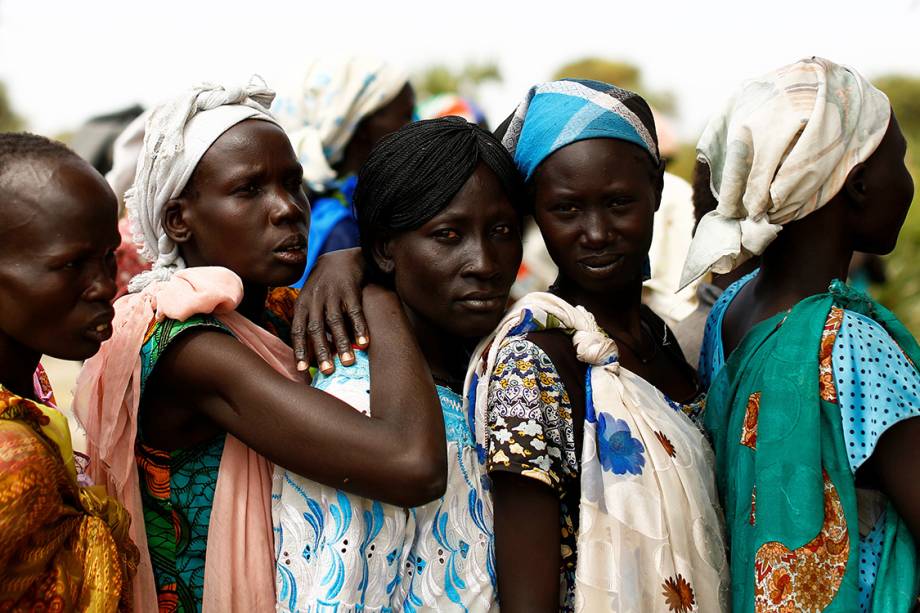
top-left (354, 116), bottom-right (526, 282)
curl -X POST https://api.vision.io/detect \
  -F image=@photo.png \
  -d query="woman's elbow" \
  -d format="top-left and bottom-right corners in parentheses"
top-left (392, 444), bottom-right (448, 506)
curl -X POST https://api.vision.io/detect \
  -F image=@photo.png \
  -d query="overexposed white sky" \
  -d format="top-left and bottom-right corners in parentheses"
top-left (2, 0), bottom-right (919, 140)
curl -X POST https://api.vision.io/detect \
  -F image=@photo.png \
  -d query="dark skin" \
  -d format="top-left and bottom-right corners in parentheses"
top-left (291, 83), bottom-right (416, 375)
top-left (372, 163), bottom-right (523, 390)
top-left (720, 114), bottom-right (920, 537)
top-left (296, 140), bottom-right (699, 610)
top-left (335, 84), bottom-right (416, 180)
top-left (494, 138), bottom-right (698, 612)
top-left (142, 119), bottom-right (446, 507)
top-left (0, 156), bottom-right (120, 398)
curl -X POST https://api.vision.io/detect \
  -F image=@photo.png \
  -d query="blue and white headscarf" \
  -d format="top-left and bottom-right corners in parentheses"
top-left (500, 79), bottom-right (660, 181)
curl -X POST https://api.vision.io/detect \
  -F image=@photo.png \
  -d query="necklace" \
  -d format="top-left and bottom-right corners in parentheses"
top-left (608, 318), bottom-right (667, 365)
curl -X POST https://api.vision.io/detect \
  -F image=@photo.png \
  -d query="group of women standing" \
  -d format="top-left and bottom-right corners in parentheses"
top-left (0, 55), bottom-right (916, 613)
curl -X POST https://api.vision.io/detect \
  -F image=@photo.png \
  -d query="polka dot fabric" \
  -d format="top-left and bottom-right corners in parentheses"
top-left (857, 516), bottom-right (884, 613)
top-left (834, 310), bottom-right (920, 474)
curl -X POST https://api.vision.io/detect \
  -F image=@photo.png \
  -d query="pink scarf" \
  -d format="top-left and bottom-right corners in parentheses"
top-left (74, 267), bottom-right (298, 612)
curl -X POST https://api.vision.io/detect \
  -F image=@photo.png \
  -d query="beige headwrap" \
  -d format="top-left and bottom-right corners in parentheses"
top-left (272, 56), bottom-right (409, 192)
top-left (680, 57), bottom-right (891, 288)
top-left (126, 76), bottom-right (279, 292)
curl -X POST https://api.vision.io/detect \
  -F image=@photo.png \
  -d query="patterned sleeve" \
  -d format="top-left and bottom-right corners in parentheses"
top-left (485, 337), bottom-right (578, 496)
top-left (830, 308), bottom-right (920, 474)
top-left (139, 315), bottom-right (232, 394)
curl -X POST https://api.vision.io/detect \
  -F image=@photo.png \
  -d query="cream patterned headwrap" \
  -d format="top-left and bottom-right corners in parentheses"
top-left (272, 57), bottom-right (409, 192)
top-left (126, 76), bottom-right (278, 293)
top-left (680, 57), bottom-right (891, 288)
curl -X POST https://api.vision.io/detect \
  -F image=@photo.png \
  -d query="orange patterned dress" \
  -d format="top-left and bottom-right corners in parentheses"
top-left (0, 380), bottom-right (138, 611)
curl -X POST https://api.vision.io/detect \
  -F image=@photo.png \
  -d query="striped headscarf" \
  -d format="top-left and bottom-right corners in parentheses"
top-left (679, 57), bottom-right (891, 288)
top-left (500, 79), bottom-right (659, 181)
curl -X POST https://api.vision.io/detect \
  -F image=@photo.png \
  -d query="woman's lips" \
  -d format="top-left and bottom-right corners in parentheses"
top-left (577, 253), bottom-right (624, 275)
top-left (456, 295), bottom-right (506, 313)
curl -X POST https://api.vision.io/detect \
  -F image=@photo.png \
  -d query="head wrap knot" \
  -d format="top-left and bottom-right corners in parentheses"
top-left (679, 57), bottom-right (891, 288)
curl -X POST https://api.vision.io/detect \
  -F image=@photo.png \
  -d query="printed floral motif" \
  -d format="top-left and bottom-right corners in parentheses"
top-left (662, 573), bottom-right (696, 612)
top-left (487, 337), bottom-right (580, 612)
top-left (818, 307), bottom-right (844, 402)
top-left (655, 430), bottom-right (677, 458)
top-left (753, 470), bottom-right (849, 612)
top-left (740, 392), bottom-right (761, 450)
top-left (597, 414), bottom-right (646, 475)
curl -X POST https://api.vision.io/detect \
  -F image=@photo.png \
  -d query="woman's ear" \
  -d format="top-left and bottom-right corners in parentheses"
top-left (163, 197), bottom-right (192, 244)
top-left (371, 233), bottom-right (395, 275)
top-left (844, 162), bottom-right (869, 207)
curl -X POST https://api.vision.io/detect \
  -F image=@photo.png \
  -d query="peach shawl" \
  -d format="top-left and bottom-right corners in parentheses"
top-left (74, 266), bottom-right (298, 612)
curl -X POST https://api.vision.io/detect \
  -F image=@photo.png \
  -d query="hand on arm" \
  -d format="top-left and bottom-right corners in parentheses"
top-left (291, 247), bottom-right (368, 375)
top-left (157, 285), bottom-right (445, 507)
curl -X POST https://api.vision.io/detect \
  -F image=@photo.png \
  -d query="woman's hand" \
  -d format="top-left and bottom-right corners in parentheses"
top-left (292, 248), bottom-right (368, 375)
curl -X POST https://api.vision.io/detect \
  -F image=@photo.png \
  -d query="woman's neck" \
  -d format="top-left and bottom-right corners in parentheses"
top-left (0, 336), bottom-right (41, 400)
top-left (403, 306), bottom-right (471, 392)
top-left (551, 274), bottom-right (645, 340)
top-left (238, 284), bottom-right (269, 325)
top-left (754, 200), bottom-right (852, 314)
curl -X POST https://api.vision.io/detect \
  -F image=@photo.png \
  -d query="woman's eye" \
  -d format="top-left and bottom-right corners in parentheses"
top-left (553, 203), bottom-right (579, 213)
top-left (236, 183), bottom-right (262, 196)
top-left (493, 224), bottom-right (512, 236)
top-left (433, 229), bottom-right (460, 241)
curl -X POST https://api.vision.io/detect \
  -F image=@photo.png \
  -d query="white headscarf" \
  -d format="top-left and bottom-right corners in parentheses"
top-left (273, 56), bottom-right (409, 192)
top-left (106, 110), bottom-right (149, 209)
top-left (679, 57), bottom-right (891, 288)
top-left (126, 76), bottom-right (279, 293)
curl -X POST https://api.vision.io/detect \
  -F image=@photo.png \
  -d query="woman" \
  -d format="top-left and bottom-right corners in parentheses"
top-left (0, 132), bottom-right (138, 610)
top-left (466, 80), bottom-right (728, 612)
top-left (685, 57), bottom-right (919, 612)
top-left (274, 117), bottom-right (525, 612)
top-left (74, 78), bottom-right (445, 612)
top-left (275, 56), bottom-right (415, 286)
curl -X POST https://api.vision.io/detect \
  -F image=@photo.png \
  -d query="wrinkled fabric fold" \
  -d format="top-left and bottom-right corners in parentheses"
top-left (680, 57), bottom-right (890, 288)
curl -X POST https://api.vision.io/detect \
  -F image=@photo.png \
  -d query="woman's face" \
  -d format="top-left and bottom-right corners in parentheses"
top-left (381, 164), bottom-right (522, 339)
top-left (0, 157), bottom-right (119, 361)
top-left (532, 138), bottom-right (662, 295)
top-left (360, 83), bottom-right (416, 147)
top-left (172, 119), bottom-right (310, 287)
top-left (849, 113), bottom-right (914, 255)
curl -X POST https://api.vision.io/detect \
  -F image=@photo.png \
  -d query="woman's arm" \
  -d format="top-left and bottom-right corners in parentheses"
top-left (492, 473), bottom-right (561, 612)
top-left (486, 332), bottom-right (585, 612)
top-left (291, 247), bottom-right (368, 375)
top-left (154, 284), bottom-right (446, 507)
top-left (866, 417), bottom-right (920, 536)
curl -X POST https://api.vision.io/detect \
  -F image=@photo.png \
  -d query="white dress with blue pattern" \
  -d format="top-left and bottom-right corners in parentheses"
top-left (272, 350), bottom-right (496, 612)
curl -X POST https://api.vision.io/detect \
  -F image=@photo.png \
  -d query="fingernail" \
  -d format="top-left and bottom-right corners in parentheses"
top-left (319, 360), bottom-right (333, 373)
top-left (341, 351), bottom-right (354, 363)
top-left (357, 335), bottom-right (368, 346)
top-left (297, 360), bottom-right (308, 372)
